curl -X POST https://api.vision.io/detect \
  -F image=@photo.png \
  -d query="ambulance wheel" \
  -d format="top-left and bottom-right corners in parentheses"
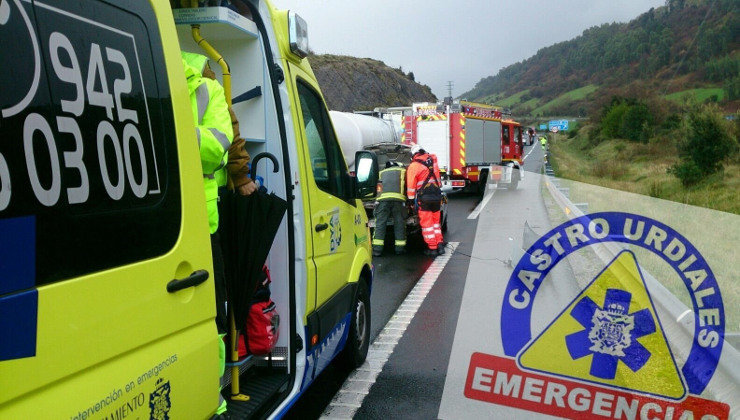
top-left (507, 178), bottom-right (519, 190)
top-left (339, 279), bottom-right (370, 370)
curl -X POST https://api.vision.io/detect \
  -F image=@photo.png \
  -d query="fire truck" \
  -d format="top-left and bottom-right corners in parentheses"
top-left (401, 100), bottom-right (525, 192)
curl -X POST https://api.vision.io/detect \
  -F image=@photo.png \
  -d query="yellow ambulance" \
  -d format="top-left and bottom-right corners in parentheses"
top-left (0, 1), bottom-right (377, 418)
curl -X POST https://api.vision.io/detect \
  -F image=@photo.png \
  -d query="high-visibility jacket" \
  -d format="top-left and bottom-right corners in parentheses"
top-left (182, 53), bottom-right (234, 234)
top-left (377, 166), bottom-right (406, 201)
top-left (406, 153), bottom-right (440, 201)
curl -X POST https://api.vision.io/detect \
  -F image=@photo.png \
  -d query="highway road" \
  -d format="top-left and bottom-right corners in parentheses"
top-left (285, 142), bottom-right (547, 419)
top-left (290, 141), bottom-right (739, 419)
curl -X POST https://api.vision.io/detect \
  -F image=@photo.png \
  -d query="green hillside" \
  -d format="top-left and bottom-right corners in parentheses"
top-left (461, 0), bottom-right (738, 116)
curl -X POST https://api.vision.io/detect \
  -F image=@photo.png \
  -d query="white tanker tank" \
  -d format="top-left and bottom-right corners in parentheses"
top-left (329, 111), bottom-right (397, 168)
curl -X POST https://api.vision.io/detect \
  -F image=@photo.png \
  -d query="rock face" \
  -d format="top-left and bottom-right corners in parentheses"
top-left (309, 54), bottom-right (437, 112)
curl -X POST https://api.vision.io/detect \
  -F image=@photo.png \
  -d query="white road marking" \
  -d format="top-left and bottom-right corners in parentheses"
top-left (523, 146), bottom-right (537, 161)
top-left (320, 242), bottom-right (460, 420)
top-left (467, 188), bottom-right (495, 220)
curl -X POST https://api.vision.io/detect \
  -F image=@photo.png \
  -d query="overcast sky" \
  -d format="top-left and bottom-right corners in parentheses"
top-left (272, 0), bottom-right (666, 98)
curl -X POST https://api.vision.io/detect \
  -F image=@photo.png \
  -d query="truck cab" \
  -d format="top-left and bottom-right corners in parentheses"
top-left (0, 1), bottom-right (377, 418)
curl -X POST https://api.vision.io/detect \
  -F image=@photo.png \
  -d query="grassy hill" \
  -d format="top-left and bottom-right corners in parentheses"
top-left (308, 54), bottom-right (436, 112)
top-left (461, 0), bottom-right (738, 117)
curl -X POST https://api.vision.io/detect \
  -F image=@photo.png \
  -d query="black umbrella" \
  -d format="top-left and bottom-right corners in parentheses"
top-left (219, 152), bottom-right (286, 346)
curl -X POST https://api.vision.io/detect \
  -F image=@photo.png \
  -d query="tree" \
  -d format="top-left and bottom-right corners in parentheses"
top-left (670, 105), bottom-right (738, 185)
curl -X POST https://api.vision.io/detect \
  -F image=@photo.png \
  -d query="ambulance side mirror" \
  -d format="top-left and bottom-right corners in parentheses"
top-left (354, 151), bottom-right (378, 199)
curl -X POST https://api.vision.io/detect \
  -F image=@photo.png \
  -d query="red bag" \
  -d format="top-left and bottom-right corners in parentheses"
top-left (246, 299), bottom-right (279, 355)
top-left (237, 334), bottom-right (247, 358)
top-left (243, 266), bottom-right (279, 355)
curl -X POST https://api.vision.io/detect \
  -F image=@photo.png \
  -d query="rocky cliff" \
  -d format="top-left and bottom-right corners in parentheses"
top-left (309, 54), bottom-right (437, 112)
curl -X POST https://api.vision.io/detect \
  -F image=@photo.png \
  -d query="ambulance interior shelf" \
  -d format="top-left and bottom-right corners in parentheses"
top-left (174, 7), bottom-right (268, 147)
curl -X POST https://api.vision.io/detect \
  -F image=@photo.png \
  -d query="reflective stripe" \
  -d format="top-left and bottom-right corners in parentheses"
top-left (433, 224), bottom-right (441, 228)
top-left (215, 159), bottom-right (226, 171)
top-left (377, 192), bottom-right (406, 201)
top-left (395, 240), bottom-right (406, 246)
top-left (407, 188), bottom-right (416, 192)
top-left (195, 127), bottom-right (201, 147)
top-left (424, 234), bottom-right (436, 239)
top-left (208, 128), bottom-right (231, 151)
top-left (195, 83), bottom-right (209, 124)
top-left (204, 173), bottom-right (215, 179)
top-left (372, 239), bottom-right (384, 246)
top-left (422, 227), bottom-right (434, 232)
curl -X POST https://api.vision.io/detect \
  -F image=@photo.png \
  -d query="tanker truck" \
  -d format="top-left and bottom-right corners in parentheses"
top-left (329, 111), bottom-right (397, 168)
top-left (330, 111), bottom-right (448, 245)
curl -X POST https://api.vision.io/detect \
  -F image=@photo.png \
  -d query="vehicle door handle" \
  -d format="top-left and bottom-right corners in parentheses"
top-left (167, 270), bottom-right (209, 293)
top-left (315, 223), bottom-right (328, 232)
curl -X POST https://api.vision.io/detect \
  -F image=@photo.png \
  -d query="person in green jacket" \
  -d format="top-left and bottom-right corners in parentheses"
top-left (182, 51), bottom-right (233, 417)
top-left (182, 52), bottom-right (234, 235)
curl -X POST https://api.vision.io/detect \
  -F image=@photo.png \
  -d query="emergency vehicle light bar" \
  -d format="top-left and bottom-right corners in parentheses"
top-left (288, 11), bottom-right (309, 58)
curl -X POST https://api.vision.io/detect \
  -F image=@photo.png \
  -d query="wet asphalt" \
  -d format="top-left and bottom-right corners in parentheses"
top-left (285, 144), bottom-right (543, 419)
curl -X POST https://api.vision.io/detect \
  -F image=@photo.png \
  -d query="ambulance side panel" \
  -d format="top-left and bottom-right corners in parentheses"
top-left (0, 1), bottom-right (218, 418)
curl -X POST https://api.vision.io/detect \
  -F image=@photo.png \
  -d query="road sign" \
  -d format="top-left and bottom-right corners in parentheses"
top-left (539, 124), bottom-right (547, 130)
top-left (550, 126), bottom-right (559, 133)
top-left (548, 119), bottom-right (569, 131)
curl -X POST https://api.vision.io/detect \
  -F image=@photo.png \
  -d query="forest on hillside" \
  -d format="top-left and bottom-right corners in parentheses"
top-left (461, 0), bottom-right (738, 117)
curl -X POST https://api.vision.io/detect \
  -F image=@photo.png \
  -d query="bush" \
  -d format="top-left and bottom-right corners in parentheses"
top-left (670, 105), bottom-right (738, 186)
top-left (669, 161), bottom-right (704, 186)
top-left (620, 103), bottom-right (653, 142)
top-left (599, 98), bottom-right (654, 142)
top-left (601, 102), bottom-right (630, 137)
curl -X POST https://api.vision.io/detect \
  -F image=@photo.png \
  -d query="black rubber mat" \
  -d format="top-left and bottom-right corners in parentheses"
top-left (225, 368), bottom-right (289, 419)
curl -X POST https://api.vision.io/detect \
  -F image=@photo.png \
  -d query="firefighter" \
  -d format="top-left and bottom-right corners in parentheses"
top-left (540, 134), bottom-right (548, 150)
top-left (182, 52), bottom-right (235, 416)
top-left (407, 144), bottom-right (445, 256)
top-left (372, 161), bottom-right (407, 256)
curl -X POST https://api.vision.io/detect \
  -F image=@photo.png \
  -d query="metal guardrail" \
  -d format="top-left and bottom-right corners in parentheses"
top-left (541, 163), bottom-right (740, 406)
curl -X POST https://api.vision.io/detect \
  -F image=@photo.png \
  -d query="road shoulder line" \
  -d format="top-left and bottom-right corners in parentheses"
top-left (320, 242), bottom-right (460, 419)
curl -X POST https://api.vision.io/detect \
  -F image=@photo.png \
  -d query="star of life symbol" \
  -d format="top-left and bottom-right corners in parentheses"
top-left (566, 288), bottom-right (656, 380)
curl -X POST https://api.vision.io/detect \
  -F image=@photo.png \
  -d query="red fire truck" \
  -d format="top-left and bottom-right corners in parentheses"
top-left (401, 100), bottom-right (524, 192)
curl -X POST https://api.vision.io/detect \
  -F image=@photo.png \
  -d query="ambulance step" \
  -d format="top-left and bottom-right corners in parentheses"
top-left (226, 368), bottom-right (290, 419)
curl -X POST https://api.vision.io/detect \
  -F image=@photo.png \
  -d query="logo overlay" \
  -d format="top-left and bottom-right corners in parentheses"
top-left (149, 378), bottom-right (172, 420)
top-left (464, 212), bottom-right (729, 418)
top-left (518, 251), bottom-right (685, 400)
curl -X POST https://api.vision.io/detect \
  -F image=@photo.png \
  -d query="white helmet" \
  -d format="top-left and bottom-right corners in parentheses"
top-left (410, 143), bottom-right (422, 155)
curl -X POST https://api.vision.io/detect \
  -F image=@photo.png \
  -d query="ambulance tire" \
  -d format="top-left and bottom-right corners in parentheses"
top-left (339, 279), bottom-right (370, 370)
top-left (506, 177), bottom-right (519, 190)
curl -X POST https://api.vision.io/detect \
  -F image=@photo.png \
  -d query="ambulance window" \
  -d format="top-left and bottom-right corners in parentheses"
top-left (297, 80), bottom-right (348, 198)
top-left (0, 1), bottom-right (180, 287)
top-left (502, 125), bottom-right (511, 144)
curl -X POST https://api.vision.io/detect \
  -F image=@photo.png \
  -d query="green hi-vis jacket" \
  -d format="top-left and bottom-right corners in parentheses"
top-left (182, 52), bottom-right (234, 234)
top-left (377, 166), bottom-right (406, 201)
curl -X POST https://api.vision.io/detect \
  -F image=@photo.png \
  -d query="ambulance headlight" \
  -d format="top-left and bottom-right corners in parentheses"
top-left (288, 11), bottom-right (309, 58)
